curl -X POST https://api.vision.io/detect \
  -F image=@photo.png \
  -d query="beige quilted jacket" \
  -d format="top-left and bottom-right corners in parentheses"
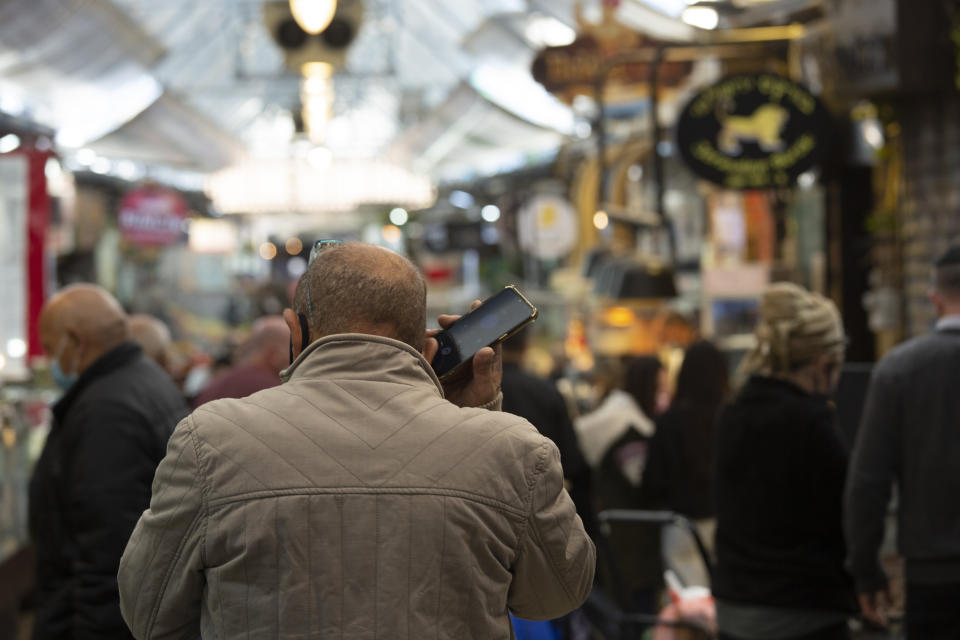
top-left (118, 334), bottom-right (595, 639)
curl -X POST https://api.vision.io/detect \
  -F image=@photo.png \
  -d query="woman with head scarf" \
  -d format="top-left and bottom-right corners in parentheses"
top-left (712, 283), bottom-right (857, 640)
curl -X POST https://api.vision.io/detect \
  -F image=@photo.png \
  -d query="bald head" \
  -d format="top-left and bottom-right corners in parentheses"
top-left (39, 284), bottom-right (129, 376)
top-left (292, 243), bottom-right (427, 351)
top-left (129, 314), bottom-right (172, 368)
top-left (239, 315), bottom-right (290, 374)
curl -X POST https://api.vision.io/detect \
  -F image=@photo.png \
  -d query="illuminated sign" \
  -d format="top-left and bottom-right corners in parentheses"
top-left (676, 73), bottom-right (831, 190)
top-left (118, 185), bottom-right (188, 247)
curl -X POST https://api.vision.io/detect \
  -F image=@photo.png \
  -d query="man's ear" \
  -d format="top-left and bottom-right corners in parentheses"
top-left (931, 290), bottom-right (945, 317)
top-left (283, 308), bottom-right (302, 359)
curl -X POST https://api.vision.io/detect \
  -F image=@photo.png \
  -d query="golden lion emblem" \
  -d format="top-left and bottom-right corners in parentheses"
top-left (718, 104), bottom-right (790, 155)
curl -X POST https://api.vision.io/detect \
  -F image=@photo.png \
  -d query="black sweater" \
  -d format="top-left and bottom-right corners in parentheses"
top-left (712, 376), bottom-right (856, 613)
top-left (845, 327), bottom-right (960, 590)
top-left (641, 400), bottom-right (719, 520)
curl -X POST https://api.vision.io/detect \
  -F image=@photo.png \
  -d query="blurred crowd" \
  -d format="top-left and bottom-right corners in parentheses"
top-left (15, 242), bottom-right (960, 640)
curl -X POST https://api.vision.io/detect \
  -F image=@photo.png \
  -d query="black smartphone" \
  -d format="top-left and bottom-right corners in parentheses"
top-left (431, 285), bottom-right (538, 380)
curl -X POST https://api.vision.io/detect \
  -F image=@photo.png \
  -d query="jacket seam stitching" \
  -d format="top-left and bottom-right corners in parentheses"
top-left (143, 421), bottom-right (206, 636)
top-left (512, 442), bottom-right (550, 560)
top-left (526, 442), bottom-right (578, 604)
top-left (206, 486), bottom-right (526, 518)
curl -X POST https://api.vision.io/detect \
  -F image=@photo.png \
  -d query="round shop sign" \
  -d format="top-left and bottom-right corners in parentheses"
top-left (676, 73), bottom-right (831, 190)
top-left (517, 194), bottom-right (578, 260)
top-left (117, 185), bottom-right (188, 247)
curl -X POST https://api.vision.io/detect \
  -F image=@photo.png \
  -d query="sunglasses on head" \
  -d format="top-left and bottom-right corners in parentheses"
top-left (291, 239), bottom-right (346, 364)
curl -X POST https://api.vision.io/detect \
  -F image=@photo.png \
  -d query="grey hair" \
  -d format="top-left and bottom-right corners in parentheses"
top-left (293, 244), bottom-right (427, 351)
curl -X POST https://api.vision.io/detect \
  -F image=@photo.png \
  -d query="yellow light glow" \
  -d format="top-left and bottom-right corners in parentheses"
top-left (290, 0), bottom-right (337, 35)
top-left (593, 210), bottom-right (609, 230)
top-left (382, 224), bottom-right (402, 244)
top-left (259, 242), bottom-right (278, 260)
top-left (286, 238), bottom-right (304, 255)
top-left (301, 64), bottom-right (335, 144)
top-left (603, 306), bottom-right (636, 328)
top-left (302, 62), bottom-right (334, 79)
top-left (0, 353), bottom-right (6, 370)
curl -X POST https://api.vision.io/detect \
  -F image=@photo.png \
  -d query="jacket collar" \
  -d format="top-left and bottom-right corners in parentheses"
top-left (52, 341), bottom-right (143, 423)
top-left (741, 375), bottom-right (812, 400)
top-left (281, 333), bottom-right (444, 398)
top-left (936, 315), bottom-right (960, 333)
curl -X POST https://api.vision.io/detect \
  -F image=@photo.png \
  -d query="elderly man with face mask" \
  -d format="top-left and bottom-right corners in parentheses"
top-left (29, 284), bottom-right (188, 640)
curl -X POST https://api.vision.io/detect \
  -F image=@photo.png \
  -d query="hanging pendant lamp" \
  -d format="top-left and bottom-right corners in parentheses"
top-left (289, 0), bottom-right (337, 34)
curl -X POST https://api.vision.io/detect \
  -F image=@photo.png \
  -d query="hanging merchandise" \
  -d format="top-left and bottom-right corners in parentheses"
top-left (676, 73), bottom-right (831, 190)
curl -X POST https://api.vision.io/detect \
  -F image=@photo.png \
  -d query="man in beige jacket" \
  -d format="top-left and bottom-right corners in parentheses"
top-left (118, 243), bottom-right (595, 639)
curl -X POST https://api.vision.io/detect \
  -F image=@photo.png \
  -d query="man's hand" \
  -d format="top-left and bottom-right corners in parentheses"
top-left (858, 588), bottom-right (892, 628)
top-left (422, 300), bottom-right (502, 408)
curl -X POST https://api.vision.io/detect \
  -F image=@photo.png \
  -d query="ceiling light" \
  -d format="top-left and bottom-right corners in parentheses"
top-left (6, 338), bottom-right (26, 358)
top-left (307, 146), bottom-right (333, 169)
top-left (289, 0), bottom-right (337, 35)
top-left (449, 190), bottom-right (475, 209)
top-left (0, 134), bottom-right (20, 153)
top-left (76, 148), bottom-right (97, 166)
top-left (259, 242), bottom-right (278, 260)
top-left (301, 64), bottom-right (335, 144)
top-left (381, 224), bottom-right (402, 244)
top-left (91, 157), bottom-right (112, 175)
top-left (286, 237), bottom-right (304, 255)
top-left (389, 207), bottom-right (409, 226)
top-left (681, 6), bottom-right (719, 30)
top-left (481, 205), bottom-right (501, 222)
top-left (524, 14), bottom-right (577, 48)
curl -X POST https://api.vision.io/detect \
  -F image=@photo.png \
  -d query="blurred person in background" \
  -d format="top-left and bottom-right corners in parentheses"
top-left (501, 327), bottom-right (595, 533)
top-left (575, 355), bottom-right (665, 613)
top-left (713, 282), bottom-right (855, 640)
top-left (191, 315), bottom-right (289, 408)
top-left (846, 244), bottom-right (960, 638)
top-left (641, 340), bottom-right (729, 588)
top-left (117, 243), bottom-right (594, 639)
top-left (128, 313), bottom-right (173, 373)
top-left (30, 284), bottom-right (188, 640)
top-left (501, 328), bottom-right (595, 640)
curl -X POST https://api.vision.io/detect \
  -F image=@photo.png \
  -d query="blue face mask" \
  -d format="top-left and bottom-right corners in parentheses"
top-left (51, 358), bottom-right (79, 391)
top-left (51, 335), bottom-right (80, 392)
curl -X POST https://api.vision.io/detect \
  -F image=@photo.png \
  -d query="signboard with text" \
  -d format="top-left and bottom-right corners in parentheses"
top-left (676, 74), bottom-right (831, 190)
top-left (118, 185), bottom-right (188, 247)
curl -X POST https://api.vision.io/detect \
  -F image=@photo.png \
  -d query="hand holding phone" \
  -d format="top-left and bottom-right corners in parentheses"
top-left (424, 303), bottom-right (501, 408)
top-left (424, 286), bottom-right (538, 407)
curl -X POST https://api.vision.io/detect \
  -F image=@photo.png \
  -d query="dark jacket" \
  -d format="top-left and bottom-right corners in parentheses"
top-left (29, 342), bottom-right (188, 639)
top-left (713, 376), bottom-right (856, 613)
top-left (845, 327), bottom-right (960, 591)
top-left (641, 400), bottom-right (719, 520)
top-left (501, 362), bottom-right (595, 532)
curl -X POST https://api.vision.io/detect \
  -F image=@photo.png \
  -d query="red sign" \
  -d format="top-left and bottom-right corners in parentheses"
top-left (118, 185), bottom-right (188, 247)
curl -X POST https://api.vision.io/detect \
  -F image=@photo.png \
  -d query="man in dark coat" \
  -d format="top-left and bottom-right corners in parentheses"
top-left (29, 284), bottom-right (188, 639)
